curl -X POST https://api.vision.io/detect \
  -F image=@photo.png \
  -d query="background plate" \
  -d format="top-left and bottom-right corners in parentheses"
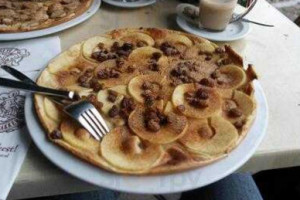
top-left (25, 81), bottom-right (268, 194)
top-left (0, 0), bottom-right (101, 41)
top-left (102, 0), bottom-right (156, 8)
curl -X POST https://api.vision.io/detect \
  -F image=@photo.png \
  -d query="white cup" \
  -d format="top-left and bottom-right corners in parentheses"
top-left (199, 0), bottom-right (238, 31)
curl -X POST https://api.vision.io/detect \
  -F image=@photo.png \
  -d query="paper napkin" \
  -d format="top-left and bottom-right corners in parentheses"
top-left (0, 37), bottom-right (61, 76)
top-left (0, 36), bottom-right (61, 200)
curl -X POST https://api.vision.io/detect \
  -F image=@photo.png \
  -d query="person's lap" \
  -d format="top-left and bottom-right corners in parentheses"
top-left (181, 173), bottom-right (263, 200)
top-left (27, 173), bottom-right (262, 200)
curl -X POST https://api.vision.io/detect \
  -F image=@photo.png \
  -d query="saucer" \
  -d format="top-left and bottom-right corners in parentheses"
top-left (103, 0), bottom-right (156, 8)
top-left (176, 3), bottom-right (251, 42)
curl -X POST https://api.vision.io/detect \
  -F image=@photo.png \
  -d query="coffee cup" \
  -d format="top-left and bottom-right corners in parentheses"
top-left (177, 1), bottom-right (256, 32)
top-left (199, 0), bottom-right (237, 31)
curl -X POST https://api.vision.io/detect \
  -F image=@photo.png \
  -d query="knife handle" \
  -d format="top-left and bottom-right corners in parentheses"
top-left (0, 77), bottom-right (76, 100)
top-left (1, 65), bottom-right (37, 85)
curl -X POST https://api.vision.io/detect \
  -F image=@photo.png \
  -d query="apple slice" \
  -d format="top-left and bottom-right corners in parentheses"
top-left (180, 116), bottom-right (238, 156)
top-left (128, 106), bottom-right (188, 144)
top-left (101, 126), bottom-right (163, 171)
top-left (172, 83), bottom-right (222, 119)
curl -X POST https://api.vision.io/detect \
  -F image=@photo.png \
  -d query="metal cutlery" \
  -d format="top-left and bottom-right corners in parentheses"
top-left (230, 0), bottom-right (258, 23)
top-left (240, 18), bottom-right (274, 27)
top-left (0, 77), bottom-right (78, 100)
top-left (0, 65), bottom-right (110, 141)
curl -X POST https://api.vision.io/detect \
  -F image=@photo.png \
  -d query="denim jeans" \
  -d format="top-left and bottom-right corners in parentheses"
top-left (29, 173), bottom-right (263, 200)
top-left (181, 173), bottom-right (263, 200)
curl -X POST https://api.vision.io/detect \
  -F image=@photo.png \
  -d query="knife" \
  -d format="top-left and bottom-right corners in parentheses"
top-left (0, 76), bottom-right (77, 100)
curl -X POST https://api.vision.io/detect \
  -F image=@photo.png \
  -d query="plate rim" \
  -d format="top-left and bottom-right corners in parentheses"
top-left (0, 0), bottom-right (101, 41)
top-left (102, 0), bottom-right (156, 8)
top-left (176, 16), bottom-right (251, 42)
top-left (25, 78), bottom-right (268, 194)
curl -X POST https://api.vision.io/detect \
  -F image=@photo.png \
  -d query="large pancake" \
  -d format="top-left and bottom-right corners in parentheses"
top-left (34, 28), bottom-right (257, 175)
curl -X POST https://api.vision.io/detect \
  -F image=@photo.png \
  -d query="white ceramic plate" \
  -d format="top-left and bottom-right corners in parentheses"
top-left (25, 81), bottom-right (268, 194)
top-left (102, 0), bottom-right (156, 8)
top-left (0, 0), bottom-right (101, 41)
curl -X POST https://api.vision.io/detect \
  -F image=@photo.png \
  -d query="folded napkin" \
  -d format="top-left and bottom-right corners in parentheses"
top-left (0, 37), bottom-right (61, 76)
top-left (0, 36), bottom-right (61, 200)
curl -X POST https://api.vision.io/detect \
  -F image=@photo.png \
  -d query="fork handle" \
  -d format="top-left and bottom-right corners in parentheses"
top-left (0, 77), bottom-right (76, 100)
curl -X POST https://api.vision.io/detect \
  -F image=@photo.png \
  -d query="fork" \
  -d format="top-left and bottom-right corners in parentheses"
top-left (0, 65), bottom-right (110, 141)
top-left (1, 67), bottom-right (172, 200)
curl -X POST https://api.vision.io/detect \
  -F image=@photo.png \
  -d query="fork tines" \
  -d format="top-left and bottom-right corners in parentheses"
top-left (79, 108), bottom-right (109, 141)
top-left (64, 100), bottom-right (110, 141)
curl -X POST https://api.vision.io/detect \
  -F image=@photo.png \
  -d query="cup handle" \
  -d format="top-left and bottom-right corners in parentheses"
top-left (176, 3), bottom-right (199, 26)
top-left (230, 0), bottom-right (258, 23)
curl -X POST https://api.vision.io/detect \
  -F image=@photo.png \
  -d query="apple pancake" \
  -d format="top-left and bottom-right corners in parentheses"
top-left (0, 0), bottom-right (93, 33)
top-left (35, 28), bottom-right (257, 174)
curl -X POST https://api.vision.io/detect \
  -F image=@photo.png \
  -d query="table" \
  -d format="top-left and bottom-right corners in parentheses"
top-left (7, 0), bottom-right (300, 199)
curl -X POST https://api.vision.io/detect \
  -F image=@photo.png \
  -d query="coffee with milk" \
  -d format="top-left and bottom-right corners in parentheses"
top-left (199, 0), bottom-right (237, 31)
